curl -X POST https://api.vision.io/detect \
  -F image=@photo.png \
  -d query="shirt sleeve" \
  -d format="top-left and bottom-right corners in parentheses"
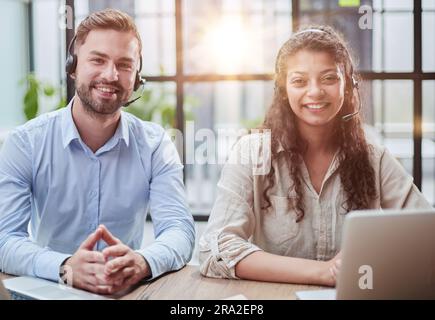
top-left (136, 130), bottom-right (195, 280)
top-left (379, 146), bottom-right (432, 209)
top-left (0, 130), bottom-right (70, 281)
top-left (199, 135), bottom-right (264, 279)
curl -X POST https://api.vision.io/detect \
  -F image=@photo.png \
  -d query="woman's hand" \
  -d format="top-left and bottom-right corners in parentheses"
top-left (322, 251), bottom-right (342, 287)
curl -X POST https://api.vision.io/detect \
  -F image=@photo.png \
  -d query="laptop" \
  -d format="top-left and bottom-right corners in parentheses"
top-left (296, 209), bottom-right (435, 300)
top-left (1, 276), bottom-right (112, 300)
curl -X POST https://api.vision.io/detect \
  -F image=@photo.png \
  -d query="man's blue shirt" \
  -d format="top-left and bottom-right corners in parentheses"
top-left (0, 102), bottom-right (194, 281)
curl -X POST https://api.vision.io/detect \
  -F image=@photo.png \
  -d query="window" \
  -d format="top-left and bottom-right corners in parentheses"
top-left (183, 0), bottom-right (292, 75)
top-left (371, 80), bottom-right (414, 175)
top-left (184, 80), bottom-right (273, 213)
top-left (65, 0), bottom-right (434, 213)
top-left (372, 3), bottom-right (414, 72)
top-left (422, 0), bottom-right (435, 72)
top-left (0, 0), bottom-right (29, 132)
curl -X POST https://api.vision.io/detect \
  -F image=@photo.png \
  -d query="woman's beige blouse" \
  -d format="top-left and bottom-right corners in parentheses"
top-left (199, 134), bottom-right (432, 279)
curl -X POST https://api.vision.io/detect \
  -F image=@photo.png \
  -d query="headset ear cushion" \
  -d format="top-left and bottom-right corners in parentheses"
top-left (134, 72), bottom-right (142, 91)
top-left (65, 54), bottom-right (77, 75)
top-left (351, 75), bottom-right (359, 89)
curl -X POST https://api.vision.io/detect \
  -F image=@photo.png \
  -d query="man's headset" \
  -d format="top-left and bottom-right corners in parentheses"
top-left (65, 35), bottom-right (146, 107)
top-left (278, 28), bottom-right (362, 122)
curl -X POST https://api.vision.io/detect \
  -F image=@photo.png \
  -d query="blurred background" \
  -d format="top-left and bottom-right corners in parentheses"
top-left (0, 0), bottom-right (434, 219)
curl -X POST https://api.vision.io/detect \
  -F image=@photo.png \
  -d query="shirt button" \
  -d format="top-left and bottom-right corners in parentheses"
top-left (90, 190), bottom-right (97, 197)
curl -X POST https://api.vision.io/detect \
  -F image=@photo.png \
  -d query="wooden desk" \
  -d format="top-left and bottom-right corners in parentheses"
top-left (1, 265), bottom-right (327, 300)
top-left (126, 265), bottom-right (326, 300)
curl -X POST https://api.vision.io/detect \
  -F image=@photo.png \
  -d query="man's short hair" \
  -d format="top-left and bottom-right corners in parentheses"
top-left (75, 8), bottom-right (142, 55)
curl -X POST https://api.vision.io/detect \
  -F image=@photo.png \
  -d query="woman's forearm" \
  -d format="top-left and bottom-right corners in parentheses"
top-left (235, 251), bottom-right (334, 286)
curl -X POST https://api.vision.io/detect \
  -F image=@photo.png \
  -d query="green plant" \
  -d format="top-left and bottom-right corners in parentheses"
top-left (20, 73), bottom-right (66, 121)
top-left (124, 86), bottom-right (198, 128)
top-left (21, 73), bottom-right (198, 127)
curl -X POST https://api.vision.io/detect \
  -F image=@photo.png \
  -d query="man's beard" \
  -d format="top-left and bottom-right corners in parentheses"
top-left (76, 80), bottom-right (127, 116)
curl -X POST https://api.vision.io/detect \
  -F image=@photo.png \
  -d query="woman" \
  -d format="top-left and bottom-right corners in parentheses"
top-left (199, 25), bottom-right (432, 287)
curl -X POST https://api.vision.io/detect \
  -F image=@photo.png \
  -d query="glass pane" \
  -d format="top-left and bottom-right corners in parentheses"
top-left (422, 12), bottom-right (435, 72)
top-left (183, 0), bottom-right (292, 75)
top-left (372, 12), bottom-right (383, 72)
top-left (135, 0), bottom-right (174, 14)
top-left (136, 16), bottom-right (175, 76)
top-left (423, 81), bottom-right (435, 206)
top-left (423, 0), bottom-right (435, 10)
top-left (184, 81), bottom-right (273, 214)
top-left (74, 0), bottom-right (88, 19)
top-left (135, 0), bottom-right (175, 76)
top-left (373, 0), bottom-right (382, 11)
top-left (33, 0), bottom-right (64, 114)
top-left (373, 12), bottom-right (414, 72)
top-left (383, 0), bottom-right (413, 11)
top-left (372, 80), bottom-right (414, 176)
top-left (0, 0), bottom-right (28, 131)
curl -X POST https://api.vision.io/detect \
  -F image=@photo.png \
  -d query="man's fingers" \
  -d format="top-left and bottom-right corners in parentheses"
top-left (107, 274), bottom-right (137, 294)
top-left (99, 225), bottom-right (121, 246)
top-left (98, 267), bottom-right (136, 286)
top-left (102, 244), bottom-right (129, 260)
top-left (79, 228), bottom-right (103, 250)
top-left (104, 256), bottom-right (134, 275)
top-left (95, 272), bottom-right (117, 286)
top-left (85, 262), bottom-right (105, 276)
top-left (105, 267), bottom-right (136, 283)
top-left (84, 272), bottom-right (109, 287)
top-left (84, 250), bottom-right (106, 263)
top-left (82, 282), bottom-right (113, 295)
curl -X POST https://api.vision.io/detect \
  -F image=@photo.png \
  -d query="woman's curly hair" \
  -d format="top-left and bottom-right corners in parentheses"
top-left (260, 25), bottom-right (377, 222)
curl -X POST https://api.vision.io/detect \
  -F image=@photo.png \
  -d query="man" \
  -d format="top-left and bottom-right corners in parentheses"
top-left (0, 9), bottom-right (194, 295)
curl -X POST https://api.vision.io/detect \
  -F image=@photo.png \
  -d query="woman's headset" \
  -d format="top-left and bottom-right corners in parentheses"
top-left (276, 28), bottom-right (362, 122)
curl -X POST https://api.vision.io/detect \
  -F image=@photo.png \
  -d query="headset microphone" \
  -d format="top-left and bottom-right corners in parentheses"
top-left (341, 74), bottom-right (361, 122)
top-left (123, 81), bottom-right (146, 107)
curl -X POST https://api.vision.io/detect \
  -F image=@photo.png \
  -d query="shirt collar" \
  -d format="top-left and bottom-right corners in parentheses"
top-left (61, 99), bottom-right (130, 149)
top-left (274, 139), bottom-right (341, 182)
top-left (61, 100), bottom-right (80, 149)
top-left (110, 111), bottom-right (130, 148)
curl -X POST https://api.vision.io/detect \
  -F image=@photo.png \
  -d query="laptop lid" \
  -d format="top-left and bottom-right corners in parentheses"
top-left (3, 276), bottom-right (112, 300)
top-left (336, 209), bottom-right (435, 299)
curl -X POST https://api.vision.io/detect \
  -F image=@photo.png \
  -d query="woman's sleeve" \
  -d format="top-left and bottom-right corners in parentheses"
top-left (379, 147), bottom-right (432, 209)
top-left (199, 135), bottom-right (265, 279)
